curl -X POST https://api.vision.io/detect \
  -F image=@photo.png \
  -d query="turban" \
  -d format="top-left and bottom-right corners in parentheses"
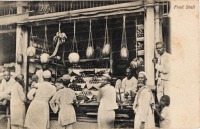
top-left (139, 71), bottom-right (147, 80)
top-left (42, 70), bottom-right (51, 79)
top-left (62, 74), bottom-right (71, 80)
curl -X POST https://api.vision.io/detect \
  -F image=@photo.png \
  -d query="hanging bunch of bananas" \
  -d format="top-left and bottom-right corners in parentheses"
top-left (53, 32), bottom-right (67, 45)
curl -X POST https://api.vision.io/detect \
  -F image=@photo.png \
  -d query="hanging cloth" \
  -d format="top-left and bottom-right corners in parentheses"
top-left (86, 19), bottom-right (94, 59)
top-left (120, 15), bottom-right (129, 60)
top-left (102, 17), bottom-right (111, 57)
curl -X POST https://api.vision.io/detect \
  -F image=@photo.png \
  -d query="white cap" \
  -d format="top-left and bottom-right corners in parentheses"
top-left (139, 71), bottom-right (147, 79)
top-left (62, 74), bottom-right (71, 80)
top-left (42, 70), bottom-right (51, 79)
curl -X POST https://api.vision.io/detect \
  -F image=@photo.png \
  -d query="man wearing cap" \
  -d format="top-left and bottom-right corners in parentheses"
top-left (152, 42), bottom-right (171, 102)
top-left (25, 70), bottom-right (56, 129)
top-left (133, 71), bottom-right (155, 129)
top-left (0, 69), bottom-right (15, 105)
top-left (97, 74), bottom-right (118, 129)
top-left (50, 74), bottom-right (76, 129)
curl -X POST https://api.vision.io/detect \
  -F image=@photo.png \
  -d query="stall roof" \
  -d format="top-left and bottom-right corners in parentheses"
top-left (18, 1), bottom-right (144, 26)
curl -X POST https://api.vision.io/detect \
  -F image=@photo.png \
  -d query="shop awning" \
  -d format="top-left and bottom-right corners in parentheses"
top-left (0, 13), bottom-right (29, 26)
top-left (18, 1), bottom-right (144, 25)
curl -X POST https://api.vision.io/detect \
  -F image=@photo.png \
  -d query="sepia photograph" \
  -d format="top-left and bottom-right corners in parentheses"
top-left (0, 0), bottom-right (199, 129)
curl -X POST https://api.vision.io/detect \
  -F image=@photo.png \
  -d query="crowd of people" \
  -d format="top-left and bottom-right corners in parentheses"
top-left (0, 41), bottom-right (170, 129)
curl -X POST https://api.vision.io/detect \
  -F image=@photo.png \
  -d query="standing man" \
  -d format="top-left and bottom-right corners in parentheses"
top-left (25, 70), bottom-right (56, 129)
top-left (133, 71), bottom-right (155, 129)
top-left (0, 69), bottom-right (15, 105)
top-left (152, 42), bottom-right (171, 102)
top-left (50, 74), bottom-right (77, 129)
top-left (121, 68), bottom-right (138, 99)
top-left (97, 74), bottom-right (118, 129)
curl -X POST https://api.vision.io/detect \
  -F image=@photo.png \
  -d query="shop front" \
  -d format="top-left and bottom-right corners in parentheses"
top-left (15, 1), bottom-right (169, 128)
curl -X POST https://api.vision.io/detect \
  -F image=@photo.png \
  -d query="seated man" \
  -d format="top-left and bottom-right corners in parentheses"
top-left (121, 68), bottom-right (138, 100)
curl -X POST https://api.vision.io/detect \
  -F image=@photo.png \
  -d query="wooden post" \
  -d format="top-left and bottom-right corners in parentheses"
top-left (144, 1), bottom-right (155, 87)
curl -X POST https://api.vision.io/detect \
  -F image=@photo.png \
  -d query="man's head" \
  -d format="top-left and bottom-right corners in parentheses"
top-left (15, 74), bottom-right (24, 83)
top-left (42, 70), bottom-right (52, 82)
top-left (126, 68), bottom-right (132, 79)
top-left (156, 42), bottom-right (166, 55)
top-left (3, 70), bottom-right (11, 82)
top-left (31, 74), bottom-right (39, 83)
top-left (137, 71), bottom-right (147, 88)
top-left (160, 95), bottom-right (170, 106)
top-left (62, 74), bottom-right (71, 87)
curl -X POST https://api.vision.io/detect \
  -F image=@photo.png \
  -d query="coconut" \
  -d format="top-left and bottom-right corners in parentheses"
top-left (120, 47), bottom-right (129, 59)
top-left (27, 46), bottom-right (36, 57)
top-left (86, 46), bottom-right (94, 59)
top-left (40, 53), bottom-right (50, 63)
top-left (68, 52), bottom-right (80, 63)
top-left (102, 44), bottom-right (111, 56)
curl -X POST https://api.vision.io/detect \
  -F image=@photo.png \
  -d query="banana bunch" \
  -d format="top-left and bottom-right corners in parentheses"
top-left (130, 57), bottom-right (144, 69)
top-left (53, 32), bottom-right (67, 45)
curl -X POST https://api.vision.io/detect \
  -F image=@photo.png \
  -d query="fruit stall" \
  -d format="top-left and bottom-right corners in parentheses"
top-left (13, 1), bottom-right (169, 128)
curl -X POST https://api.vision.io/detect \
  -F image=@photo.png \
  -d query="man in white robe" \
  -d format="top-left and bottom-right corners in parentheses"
top-left (152, 42), bottom-right (171, 102)
top-left (133, 71), bottom-right (155, 129)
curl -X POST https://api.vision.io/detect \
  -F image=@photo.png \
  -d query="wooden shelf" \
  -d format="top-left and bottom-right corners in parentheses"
top-left (136, 37), bottom-right (144, 41)
top-left (137, 50), bottom-right (144, 56)
top-left (65, 57), bottom-right (109, 63)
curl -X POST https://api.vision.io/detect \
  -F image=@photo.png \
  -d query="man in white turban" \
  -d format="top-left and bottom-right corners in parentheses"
top-left (97, 74), bottom-right (118, 129)
top-left (133, 71), bottom-right (155, 129)
top-left (25, 70), bottom-right (56, 129)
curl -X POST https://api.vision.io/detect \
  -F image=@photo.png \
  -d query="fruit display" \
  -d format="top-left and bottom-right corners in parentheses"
top-left (89, 76), bottom-right (101, 84)
top-left (69, 82), bottom-right (82, 91)
top-left (74, 76), bottom-right (86, 83)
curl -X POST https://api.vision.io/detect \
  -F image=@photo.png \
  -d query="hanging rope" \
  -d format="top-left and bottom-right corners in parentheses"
top-left (88, 19), bottom-right (94, 48)
top-left (72, 20), bottom-right (78, 53)
top-left (30, 26), bottom-right (34, 46)
top-left (43, 24), bottom-right (49, 53)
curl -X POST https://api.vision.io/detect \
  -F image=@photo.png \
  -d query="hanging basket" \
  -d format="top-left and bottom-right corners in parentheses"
top-left (120, 47), bottom-right (129, 60)
top-left (102, 44), bottom-right (111, 57)
top-left (40, 53), bottom-right (50, 63)
top-left (68, 52), bottom-right (80, 63)
top-left (120, 15), bottom-right (129, 60)
top-left (102, 17), bottom-right (111, 57)
top-left (86, 46), bottom-right (94, 59)
top-left (86, 19), bottom-right (95, 59)
top-left (17, 54), bottom-right (23, 64)
top-left (68, 21), bottom-right (80, 63)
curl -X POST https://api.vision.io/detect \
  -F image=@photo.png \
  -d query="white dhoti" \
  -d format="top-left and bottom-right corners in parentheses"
top-left (157, 78), bottom-right (170, 102)
top-left (98, 110), bottom-right (115, 129)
